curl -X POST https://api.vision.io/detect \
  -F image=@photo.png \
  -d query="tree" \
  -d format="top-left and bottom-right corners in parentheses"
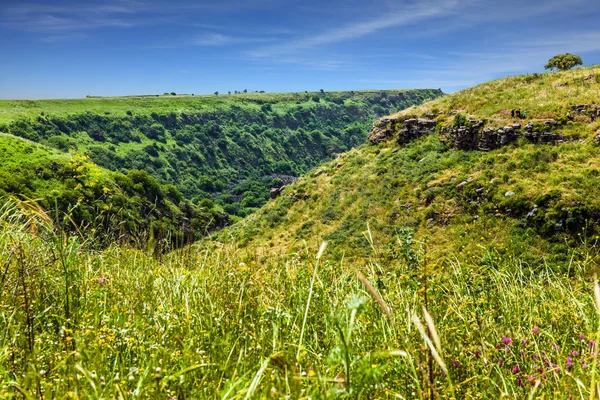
top-left (214, 91), bottom-right (219, 96)
top-left (243, 89), bottom-right (248, 93)
top-left (544, 53), bottom-right (583, 71)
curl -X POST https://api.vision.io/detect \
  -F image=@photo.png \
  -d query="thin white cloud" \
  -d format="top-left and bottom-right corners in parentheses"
top-left (1, 1), bottom-right (141, 32)
top-left (191, 33), bottom-right (274, 47)
top-left (248, 0), bottom-right (462, 58)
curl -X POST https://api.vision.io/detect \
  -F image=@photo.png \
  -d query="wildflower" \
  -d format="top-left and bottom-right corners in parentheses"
top-left (589, 340), bottom-right (597, 353)
top-left (533, 326), bottom-right (540, 335)
top-left (498, 357), bottom-right (504, 366)
top-left (474, 349), bottom-right (481, 358)
top-left (580, 333), bottom-right (586, 342)
top-left (570, 350), bottom-right (579, 357)
top-left (452, 359), bottom-right (459, 369)
top-left (582, 359), bottom-right (588, 370)
top-left (512, 365), bottom-right (521, 374)
top-left (566, 357), bottom-right (573, 372)
top-left (502, 337), bottom-right (512, 345)
top-left (516, 378), bottom-right (524, 387)
top-left (97, 274), bottom-right (107, 285)
top-left (521, 338), bottom-right (528, 345)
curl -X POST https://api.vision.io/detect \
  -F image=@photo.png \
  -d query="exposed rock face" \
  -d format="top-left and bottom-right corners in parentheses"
top-left (369, 113), bottom-right (573, 151)
top-left (368, 117), bottom-right (401, 144)
top-left (443, 119), bottom-right (566, 151)
top-left (397, 118), bottom-right (437, 145)
top-left (270, 187), bottom-right (284, 199)
top-left (572, 104), bottom-right (600, 114)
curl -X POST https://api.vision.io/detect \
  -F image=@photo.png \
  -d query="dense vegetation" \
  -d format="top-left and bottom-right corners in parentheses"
top-left (220, 65), bottom-right (600, 268)
top-left (3, 66), bottom-right (600, 398)
top-left (0, 134), bottom-right (227, 251)
top-left (1, 199), bottom-right (599, 399)
top-left (0, 90), bottom-right (442, 219)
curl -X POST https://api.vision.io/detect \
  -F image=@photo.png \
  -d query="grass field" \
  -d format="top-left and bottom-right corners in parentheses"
top-left (0, 90), bottom-right (424, 125)
top-left (1, 200), bottom-right (599, 399)
top-left (2, 68), bottom-right (600, 398)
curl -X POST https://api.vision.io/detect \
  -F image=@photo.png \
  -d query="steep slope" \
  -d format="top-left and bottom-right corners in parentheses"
top-left (0, 89), bottom-right (442, 219)
top-left (217, 66), bottom-right (600, 268)
top-left (0, 134), bottom-right (227, 250)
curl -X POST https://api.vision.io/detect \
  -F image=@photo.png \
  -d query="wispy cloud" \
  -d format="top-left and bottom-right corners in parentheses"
top-left (248, 0), bottom-right (462, 58)
top-left (1, 1), bottom-right (142, 32)
top-left (191, 33), bottom-right (274, 47)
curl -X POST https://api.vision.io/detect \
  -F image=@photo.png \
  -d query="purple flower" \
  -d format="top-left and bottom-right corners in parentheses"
top-left (582, 359), bottom-right (588, 370)
top-left (512, 364), bottom-right (521, 374)
top-left (502, 337), bottom-right (513, 345)
top-left (498, 357), bottom-right (504, 366)
top-left (474, 349), bottom-right (481, 358)
top-left (521, 338), bottom-right (528, 345)
top-left (580, 333), bottom-right (586, 341)
top-left (452, 358), bottom-right (459, 369)
top-left (527, 374), bottom-right (538, 386)
top-left (533, 326), bottom-right (539, 335)
top-left (97, 274), bottom-right (107, 285)
top-left (570, 350), bottom-right (579, 357)
top-left (589, 340), bottom-right (597, 354)
top-left (566, 357), bottom-right (573, 372)
top-left (535, 365), bottom-right (544, 374)
top-left (516, 378), bottom-right (524, 387)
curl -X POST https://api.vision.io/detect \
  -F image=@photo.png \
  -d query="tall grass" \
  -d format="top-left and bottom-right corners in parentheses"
top-left (1, 199), bottom-right (599, 398)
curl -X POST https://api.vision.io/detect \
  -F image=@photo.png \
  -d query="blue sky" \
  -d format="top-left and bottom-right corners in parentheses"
top-left (1, 0), bottom-right (599, 99)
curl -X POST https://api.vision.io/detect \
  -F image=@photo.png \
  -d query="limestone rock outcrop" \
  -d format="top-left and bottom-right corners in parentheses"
top-left (368, 117), bottom-right (401, 144)
top-left (397, 118), bottom-right (437, 145)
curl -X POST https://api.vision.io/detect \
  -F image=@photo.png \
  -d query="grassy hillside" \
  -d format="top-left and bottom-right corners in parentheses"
top-left (0, 89), bottom-right (442, 219)
top-left (1, 200), bottom-right (599, 398)
top-left (0, 134), bottom-right (227, 250)
top-left (4, 68), bottom-right (600, 399)
top-left (218, 65), bottom-right (600, 268)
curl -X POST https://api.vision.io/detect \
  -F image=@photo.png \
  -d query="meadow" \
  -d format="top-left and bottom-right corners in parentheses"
top-left (0, 199), bottom-right (599, 399)
top-left (3, 67), bottom-right (600, 399)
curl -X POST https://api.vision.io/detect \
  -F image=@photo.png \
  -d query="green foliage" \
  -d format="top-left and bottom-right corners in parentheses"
top-left (0, 135), bottom-right (227, 251)
top-left (544, 53), bottom-right (583, 71)
top-left (0, 90), bottom-right (442, 218)
top-left (0, 204), bottom-right (598, 398)
top-left (223, 65), bottom-right (600, 268)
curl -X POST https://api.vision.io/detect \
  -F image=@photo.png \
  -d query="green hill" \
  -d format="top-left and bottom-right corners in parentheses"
top-left (218, 65), bottom-right (600, 268)
top-left (0, 89), bottom-right (442, 220)
top-left (3, 69), bottom-right (600, 399)
top-left (0, 134), bottom-right (227, 249)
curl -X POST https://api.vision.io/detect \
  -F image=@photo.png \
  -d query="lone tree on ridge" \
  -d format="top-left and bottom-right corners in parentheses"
top-left (544, 53), bottom-right (583, 71)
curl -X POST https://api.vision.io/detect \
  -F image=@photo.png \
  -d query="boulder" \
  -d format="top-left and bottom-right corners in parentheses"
top-left (368, 117), bottom-right (400, 144)
top-left (270, 187), bottom-right (282, 199)
top-left (505, 191), bottom-right (515, 197)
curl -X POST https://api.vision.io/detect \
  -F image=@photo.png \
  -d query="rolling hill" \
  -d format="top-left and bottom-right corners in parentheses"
top-left (0, 89), bottom-right (442, 220)
top-left (3, 68), bottom-right (600, 399)
top-left (217, 65), bottom-right (600, 268)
